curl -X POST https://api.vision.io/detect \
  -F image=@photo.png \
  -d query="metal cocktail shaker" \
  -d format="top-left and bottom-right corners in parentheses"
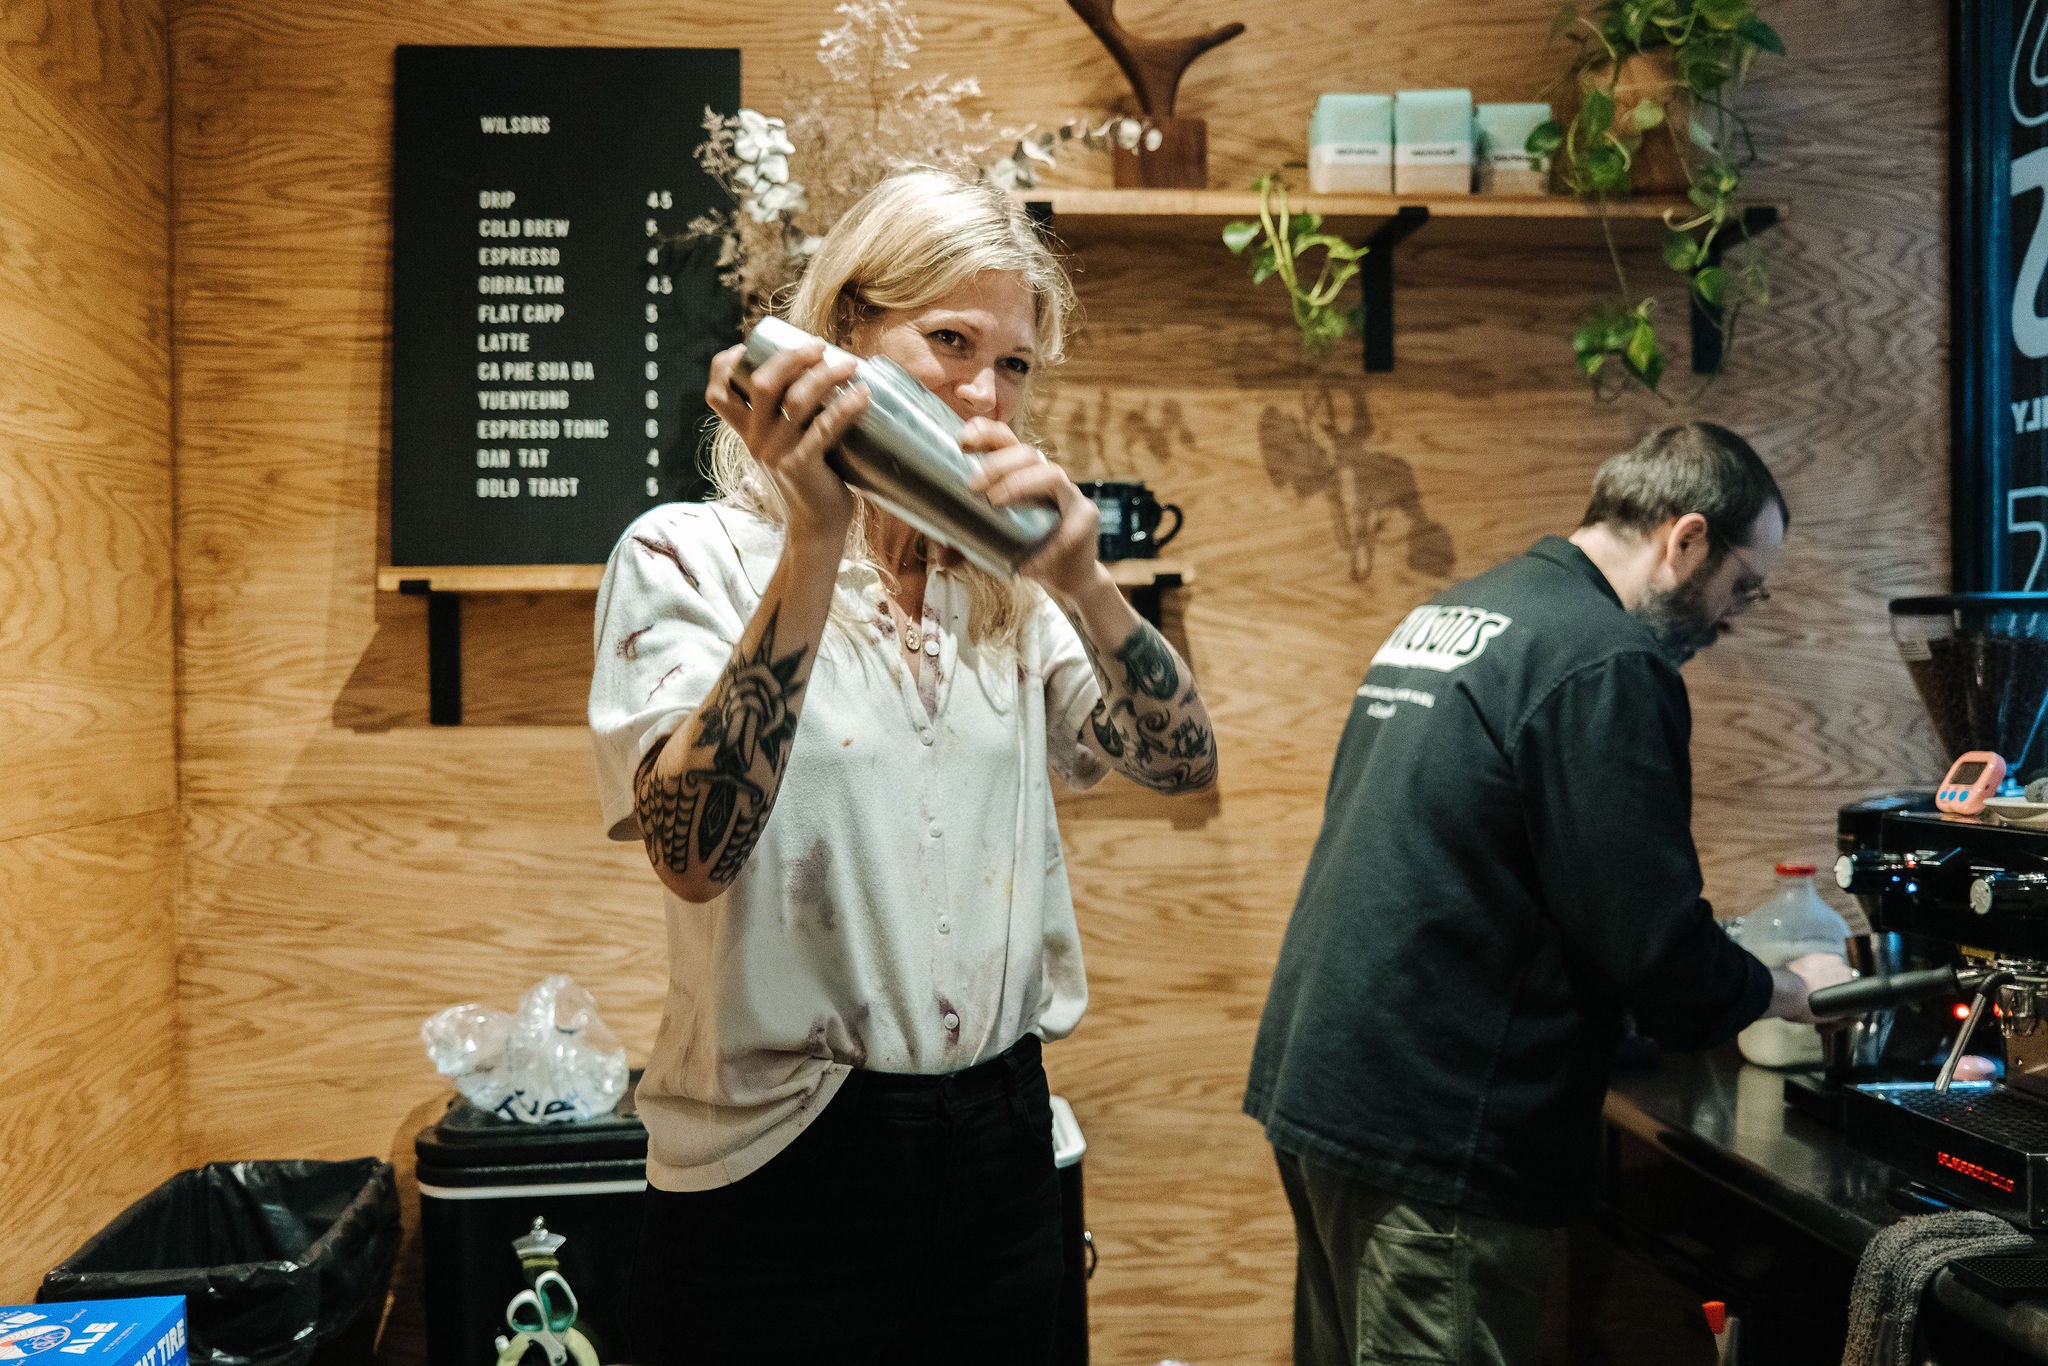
top-left (735, 316), bottom-right (1060, 577)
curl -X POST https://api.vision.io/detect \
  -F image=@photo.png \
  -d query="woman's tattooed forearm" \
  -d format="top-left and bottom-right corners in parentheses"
top-left (1115, 627), bottom-right (1180, 700)
top-left (1073, 619), bottom-right (1216, 793)
top-left (635, 607), bottom-right (809, 886)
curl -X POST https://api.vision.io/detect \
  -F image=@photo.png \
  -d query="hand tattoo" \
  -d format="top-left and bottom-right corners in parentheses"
top-left (635, 607), bottom-right (809, 885)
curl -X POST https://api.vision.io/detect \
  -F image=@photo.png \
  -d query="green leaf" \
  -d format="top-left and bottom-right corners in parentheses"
top-left (1688, 180), bottom-right (1721, 212)
top-left (1736, 15), bottom-right (1785, 54)
top-left (1289, 212), bottom-right (1322, 239)
top-left (1580, 87), bottom-right (1616, 136)
top-left (1587, 142), bottom-right (1632, 191)
top-left (1526, 120), bottom-right (1566, 156)
top-left (1249, 242), bottom-right (1279, 285)
top-left (1627, 331), bottom-right (1665, 390)
top-left (1346, 304), bottom-right (1367, 337)
top-left (1693, 265), bottom-right (1727, 305)
top-left (1662, 230), bottom-right (1702, 270)
top-left (1631, 99), bottom-right (1666, 130)
top-left (1694, 0), bottom-right (1750, 29)
top-left (1222, 220), bottom-right (1260, 253)
top-left (1741, 252), bottom-right (1772, 305)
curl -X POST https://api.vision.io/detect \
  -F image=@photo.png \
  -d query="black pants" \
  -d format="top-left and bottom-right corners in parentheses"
top-left (630, 1034), bottom-right (1063, 1365)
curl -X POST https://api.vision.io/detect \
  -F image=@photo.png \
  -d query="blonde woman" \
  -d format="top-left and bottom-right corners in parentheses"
top-left (588, 169), bottom-right (1216, 1363)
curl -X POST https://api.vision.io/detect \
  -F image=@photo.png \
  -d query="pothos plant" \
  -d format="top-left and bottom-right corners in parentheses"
top-left (1526, 0), bottom-right (1783, 397)
top-left (1221, 171), bottom-right (1368, 357)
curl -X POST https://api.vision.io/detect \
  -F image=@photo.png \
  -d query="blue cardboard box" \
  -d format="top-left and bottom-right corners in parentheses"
top-left (0, 1298), bottom-right (185, 1366)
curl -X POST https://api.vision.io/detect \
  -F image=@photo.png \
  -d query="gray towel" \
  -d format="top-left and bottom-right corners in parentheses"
top-left (1840, 1209), bottom-right (2032, 1366)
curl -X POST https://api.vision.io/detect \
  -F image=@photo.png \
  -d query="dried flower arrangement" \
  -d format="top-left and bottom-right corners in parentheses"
top-left (682, 0), bottom-right (1145, 320)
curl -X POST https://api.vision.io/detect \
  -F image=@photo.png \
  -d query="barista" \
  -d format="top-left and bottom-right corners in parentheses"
top-left (1245, 423), bottom-right (1854, 1366)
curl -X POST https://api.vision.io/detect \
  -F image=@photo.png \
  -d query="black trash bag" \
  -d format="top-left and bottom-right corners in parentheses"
top-left (38, 1158), bottom-right (400, 1366)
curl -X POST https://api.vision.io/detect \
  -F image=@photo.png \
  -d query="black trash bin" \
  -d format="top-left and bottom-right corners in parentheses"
top-left (38, 1158), bottom-right (400, 1366)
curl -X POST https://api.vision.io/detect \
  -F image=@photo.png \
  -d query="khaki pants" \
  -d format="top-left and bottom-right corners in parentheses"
top-left (1274, 1149), bottom-right (1552, 1366)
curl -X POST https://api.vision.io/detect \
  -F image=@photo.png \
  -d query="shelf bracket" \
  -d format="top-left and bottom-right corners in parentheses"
top-left (1124, 568), bottom-right (1184, 629)
top-left (1360, 205), bottom-right (1431, 372)
top-left (1689, 205), bottom-right (1780, 375)
top-left (400, 580), bottom-right (463, 725)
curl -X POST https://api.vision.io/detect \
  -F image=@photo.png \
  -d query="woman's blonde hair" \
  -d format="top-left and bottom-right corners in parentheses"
top-left (707, 167), bottom-right (1077, 651)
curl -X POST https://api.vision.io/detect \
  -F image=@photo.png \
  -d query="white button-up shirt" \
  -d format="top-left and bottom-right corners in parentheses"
top-left (589, 502), bottom-right (1106, 1190)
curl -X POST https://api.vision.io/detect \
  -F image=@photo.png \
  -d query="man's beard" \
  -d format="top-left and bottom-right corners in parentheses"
top-left (1632, 561), bottom-right (1722, 665)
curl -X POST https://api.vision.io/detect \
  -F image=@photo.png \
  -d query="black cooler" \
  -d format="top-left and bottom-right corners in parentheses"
top-left (414, 1081), bottom-right (647, 1366)
top-left (416, 1080), bottom-right (1092, 1364)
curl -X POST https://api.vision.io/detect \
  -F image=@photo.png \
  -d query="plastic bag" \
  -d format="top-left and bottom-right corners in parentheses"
top-left (422, 974), bottom-right (629, 1123)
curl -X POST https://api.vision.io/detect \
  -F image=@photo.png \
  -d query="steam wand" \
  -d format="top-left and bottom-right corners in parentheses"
top-left (1810, 963), bottom-right (2008, 1092)
top-left (1935, 969), bottom-right (2014, 1092)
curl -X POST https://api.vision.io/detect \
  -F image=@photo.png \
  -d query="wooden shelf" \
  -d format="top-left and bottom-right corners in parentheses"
top-left (1016, 187), bottom-right (1715, 221)
top-left (380, 556), bottom-right (1191, 724)
top-left (380, 564), bottom-right (599, 593)
top-left (380, 557), bottom-right (1191, 594)
top-left (1108, 557), bottom-right (1191, 588)
top-left (1018, 188), bottom-right (1785, 374)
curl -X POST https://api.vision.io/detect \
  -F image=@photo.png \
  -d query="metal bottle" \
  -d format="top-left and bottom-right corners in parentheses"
top-left (735, 315), bottom-right (1060, 577)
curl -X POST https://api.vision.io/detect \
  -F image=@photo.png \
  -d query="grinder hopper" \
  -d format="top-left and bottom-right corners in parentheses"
top-left (1892, 593), bottom-right (2048, 785)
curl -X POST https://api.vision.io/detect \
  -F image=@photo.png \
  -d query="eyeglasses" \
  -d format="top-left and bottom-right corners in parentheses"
top-left (1720, 541), bottom-right (1772, 609)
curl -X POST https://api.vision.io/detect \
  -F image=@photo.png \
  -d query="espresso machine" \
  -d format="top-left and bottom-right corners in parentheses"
top-left (1817, 593), bottom-right (2048, 1228)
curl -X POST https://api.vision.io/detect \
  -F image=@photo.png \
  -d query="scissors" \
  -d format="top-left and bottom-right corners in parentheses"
top-left (504, 1270), bottom-right (579, 1366)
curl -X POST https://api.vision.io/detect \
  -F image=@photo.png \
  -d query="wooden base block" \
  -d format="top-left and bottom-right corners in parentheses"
top-left (1112, 115), bottom-right (1209, 189)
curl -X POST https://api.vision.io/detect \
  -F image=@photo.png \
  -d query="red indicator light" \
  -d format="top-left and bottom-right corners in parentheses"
top-left (1954, 1002), bottom-right (1973, 1021)
top-left (1701, 1302), bottom-right (1728, 1335)
top-left (1937, 1150), bottom-right (2017, 1193)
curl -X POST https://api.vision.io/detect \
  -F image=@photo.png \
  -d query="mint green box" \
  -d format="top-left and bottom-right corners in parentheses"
top-left (1393, 89), bottom-right (1474, 195)
top-left (1475, 102), bottom-right (1553, 194)
top-left (1308, 94), bottom-right (1393, 193)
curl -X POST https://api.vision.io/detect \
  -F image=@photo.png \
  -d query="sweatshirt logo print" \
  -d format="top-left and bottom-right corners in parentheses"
top-left (1370, 604), bottom-right (1513, 672)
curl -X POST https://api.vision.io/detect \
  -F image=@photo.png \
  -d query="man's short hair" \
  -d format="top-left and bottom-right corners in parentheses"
top-left (1578, 422), bottom-right (1790, 547)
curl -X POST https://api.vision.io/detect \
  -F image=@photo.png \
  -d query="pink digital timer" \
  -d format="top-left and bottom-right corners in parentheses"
top-left (1935, 750), bottom-right (2008, 815)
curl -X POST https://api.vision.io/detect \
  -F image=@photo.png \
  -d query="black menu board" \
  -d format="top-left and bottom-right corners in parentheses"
top-left (1953, 1), bottom-right (2048, 590)
top-left (390, 46), bottom-right (740, 568)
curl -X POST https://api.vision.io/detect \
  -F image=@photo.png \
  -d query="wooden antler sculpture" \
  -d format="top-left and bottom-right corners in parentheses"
top-left (1065, 0), bottom-right (1246, 188)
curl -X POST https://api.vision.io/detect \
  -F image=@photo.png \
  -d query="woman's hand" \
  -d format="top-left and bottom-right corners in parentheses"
top-left (706, 341), bottom-right (869, 549)
top-left (962, 418), bottom-right (1102, 602)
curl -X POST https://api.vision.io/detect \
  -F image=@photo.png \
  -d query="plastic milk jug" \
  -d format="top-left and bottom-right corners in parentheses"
top-left (1732, 862), bottom-right (1851, 1068)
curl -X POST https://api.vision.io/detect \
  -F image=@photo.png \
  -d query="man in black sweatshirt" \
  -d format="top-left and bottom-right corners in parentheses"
top-left (1244, 423), bottom-right (1853, 1366)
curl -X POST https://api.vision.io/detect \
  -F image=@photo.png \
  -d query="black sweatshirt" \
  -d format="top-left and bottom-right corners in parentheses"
top-left (1244, 536), bottom-right (1773, 1227)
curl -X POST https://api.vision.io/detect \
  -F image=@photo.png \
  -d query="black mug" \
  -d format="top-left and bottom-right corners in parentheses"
top-left (1081, 480), bottom-right (1182, 561)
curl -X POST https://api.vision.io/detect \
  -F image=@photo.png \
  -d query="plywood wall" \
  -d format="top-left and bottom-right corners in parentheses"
top-left (168, 1), bottom-right (1946, 1361)
top-left (0, 0), bottom-right (180, 1298)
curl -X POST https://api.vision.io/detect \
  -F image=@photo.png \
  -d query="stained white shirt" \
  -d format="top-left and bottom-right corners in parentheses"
top-left (589, 501), bottom-right (1106, 1190)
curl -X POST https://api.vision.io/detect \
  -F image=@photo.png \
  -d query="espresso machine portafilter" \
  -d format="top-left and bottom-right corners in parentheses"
top-left (731, 316), bottom-right (1060, 577)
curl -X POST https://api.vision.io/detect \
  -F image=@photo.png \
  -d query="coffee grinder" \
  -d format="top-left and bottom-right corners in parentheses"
top-left (1817, 593), bottom-right (2048, 1227)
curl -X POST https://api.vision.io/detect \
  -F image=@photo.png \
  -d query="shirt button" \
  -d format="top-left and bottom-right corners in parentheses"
top-left (942, 1011), bottom-right (960, 1031)
top-left (922, 637), bottom-right (939, 657)
top-left (919, 728), bottom-right (934, 745)
top-left (938, 918), bottom-right (951, 934)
